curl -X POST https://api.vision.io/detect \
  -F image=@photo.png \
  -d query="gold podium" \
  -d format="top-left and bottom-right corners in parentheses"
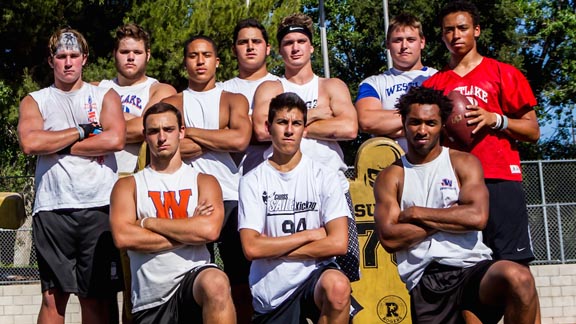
top-left (0, 192), bottom-right (26, 229)
top-left (349, 137), bottom-right (411, 323)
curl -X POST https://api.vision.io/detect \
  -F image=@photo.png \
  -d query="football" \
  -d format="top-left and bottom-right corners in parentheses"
top-left (444, 91), bottom-right (476, 149)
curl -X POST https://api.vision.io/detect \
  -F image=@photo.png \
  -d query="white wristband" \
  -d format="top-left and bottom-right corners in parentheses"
top-left (491, 113), bottom-right (502, 130)
top-left (501, 115), bottom-right (509, 130)
top-left (75, 125), bottom-right (85, 141)
top-left (140, 218), bottom-right (148, 229)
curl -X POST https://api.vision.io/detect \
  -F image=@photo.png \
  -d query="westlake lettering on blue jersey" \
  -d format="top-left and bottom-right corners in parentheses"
top-left (121, 94), bottom-right (144, 113)
top-left (385, 81), bottom-right (420, 97)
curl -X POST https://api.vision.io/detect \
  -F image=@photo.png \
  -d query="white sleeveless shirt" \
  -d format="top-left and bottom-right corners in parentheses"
top-left (219, 73), bottom-right (278, 112)
top-left (99, 77), bottom-right (158, 173)
top-left (219, 74), bottom-right (278, 174)
top-left (129, 164), bottom-right (210, 312)
top-left (182, 87), bottom-right (240, 201)
top-left (277, 75), bottom-right (349, 191)
top-left (30, 83), bottom-right (117, 214)
top-left (397, 147), bottom-right (492, 291)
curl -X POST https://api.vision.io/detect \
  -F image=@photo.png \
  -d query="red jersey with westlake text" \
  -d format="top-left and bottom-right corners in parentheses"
top-left (423, 57), bottom-right (537, 181)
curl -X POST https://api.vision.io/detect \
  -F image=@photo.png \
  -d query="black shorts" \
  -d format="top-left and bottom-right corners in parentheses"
top-left (484, 180), bottom-right (535, 262)
top-left (253, 263), bottom-right (361, 324)
top-left (33, 206), bottom-right (123, 298)
top-left (410, 261), bottom-right (504, 324)
top-left (132, 264), bottom-right (219, 324)
top-left (208, 200), bottom-right (251, 285)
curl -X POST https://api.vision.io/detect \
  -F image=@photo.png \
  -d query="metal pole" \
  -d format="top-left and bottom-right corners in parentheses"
top-left (538, 161), bottom-right (552, 260)
top-left (383, 0), bottom-right (392, 69)
top-left (319, 0), bottom-right (330, 78)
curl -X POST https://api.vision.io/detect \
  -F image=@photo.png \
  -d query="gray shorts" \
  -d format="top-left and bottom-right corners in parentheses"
top-left (33, 206), bottom-right (123, 298)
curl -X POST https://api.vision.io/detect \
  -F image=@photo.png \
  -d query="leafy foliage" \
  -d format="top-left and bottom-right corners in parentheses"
top-left (123, 0), bottom-right (300, 90)
top-left (1, 0), bottom-right (575, 177)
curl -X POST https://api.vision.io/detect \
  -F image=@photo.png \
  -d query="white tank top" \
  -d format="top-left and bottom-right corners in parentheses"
top-left (30, 83), bottom-right (117, 214)
top-left (397, 147), bottom-right (492, 291)
top-left (99, 77), bottom-right (158, 174)
top-left (219, 73), bottom-right (278, 112)
top-left (278, 76), bottom-right (349, 191)
top-left (219, 74), bottom-right (278, 174)
top-left (129, 164), bottom-right (210, 312)
top-left (182, 87), bottom-right (240, 201)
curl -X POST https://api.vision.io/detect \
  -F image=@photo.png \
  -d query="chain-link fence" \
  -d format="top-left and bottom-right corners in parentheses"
top-left (346, 159), bottom-right (576, 265)
top-left (522, 160), bottom-right (576, 264)
top-left (1, 159), bottom-right (575, 284)
top-left (0, 176), bottom-right (37, 284)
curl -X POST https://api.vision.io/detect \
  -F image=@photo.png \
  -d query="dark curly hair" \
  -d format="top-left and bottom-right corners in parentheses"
top-left (395, 86), bottom-right (453, 124)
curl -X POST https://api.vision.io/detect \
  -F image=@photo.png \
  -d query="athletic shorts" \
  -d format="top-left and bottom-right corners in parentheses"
top-left (253, 263), bottom-right (361, 324)
top-left (410, 261), bottom-right (504, 324)
top-left (208, 200), bottom-right (251, 285)
top-left (33, 206), bottom-right (123, 298)
top-left (132, 264), bottom-right (219, 324)
top-left (484, 180), bottom-right (535, 262)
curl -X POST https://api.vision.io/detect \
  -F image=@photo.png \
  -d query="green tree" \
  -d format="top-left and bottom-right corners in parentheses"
top-left (0, 0), bottom-right (130, 175)
top-left (302, 0), bottom-right (573, 160)
top-left (115, 0), bottom-right (300, 90)
top-left (518, 0), bottom-right (576, 155)
top-left (2, 0), bottom-right (576, 176)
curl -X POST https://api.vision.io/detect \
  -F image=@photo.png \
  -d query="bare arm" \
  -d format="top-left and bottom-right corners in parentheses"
top-left (148, 82), bottom-right (177, 109)
top-left (504, 109), bottom-right (540, 142)
top-left (184, 92), bottom-right (251, 152)
top-left (399, 150), bottom-right (489, 232)
top-left (70, 89), bottom-right (125, 156)
top-left (125, 83), bottom-right (178, 144)
top-left (467, 105), bottom-right (540, 143)
top-left (305, 78), bottom-right (358, 141)
top-left (251, 80), bottom-right (284, 142)
top-left (240, 227), bottom-right (327, 261)
top-left (110, 176), bottom-right (182, 252)
top-left (18, 95), bottom-right (81, 155)
top-left (355, 97), bottom-right (403, 138)
top-left (18, 89), bottom-right (125, 156)
top-left (161, 93), bottom-right (204, 159)
top-left (374, 163), bottom-right (436, 253)
top-left (285, 216), bottom-right (348, 259)
top-left (142, 173), bottom-right (224, 244)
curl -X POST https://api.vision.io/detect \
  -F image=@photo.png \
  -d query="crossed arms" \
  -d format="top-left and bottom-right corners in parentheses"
top-left (374, 150), bottom-right (489, 253)
top-left (110, 173), bottom-right (224, 253)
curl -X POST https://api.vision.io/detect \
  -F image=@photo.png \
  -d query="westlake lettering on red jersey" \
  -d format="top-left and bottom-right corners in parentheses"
top-left (452, 85), bottom-right (488, 105)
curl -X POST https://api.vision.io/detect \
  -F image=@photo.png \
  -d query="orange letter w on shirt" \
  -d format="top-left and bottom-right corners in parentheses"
top-left (148, 189), bottom-right (192, 219)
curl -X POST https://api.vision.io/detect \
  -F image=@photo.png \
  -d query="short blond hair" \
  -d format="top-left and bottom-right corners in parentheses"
top-left (387, 13), bottom-right (424, 44)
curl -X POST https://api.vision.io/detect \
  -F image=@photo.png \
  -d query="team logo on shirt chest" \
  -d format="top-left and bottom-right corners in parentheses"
top-left (148, 189), bottom-right (192, 219)
top-left (440, 178), bottom-right (457, 191)
top-left (84, 95), bottom-right (98, 122)
top-left (120, 94), bottom-right (144, 113)
top-left (262, 191), bottom-right (318, 214)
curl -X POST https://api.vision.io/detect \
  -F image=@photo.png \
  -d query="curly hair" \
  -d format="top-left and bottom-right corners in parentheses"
top-left (395, 86), bottom-right (453, 124)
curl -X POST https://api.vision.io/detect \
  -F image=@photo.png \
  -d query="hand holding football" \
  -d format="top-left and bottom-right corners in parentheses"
top-left (444, 91), bottom-right (476, 149)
